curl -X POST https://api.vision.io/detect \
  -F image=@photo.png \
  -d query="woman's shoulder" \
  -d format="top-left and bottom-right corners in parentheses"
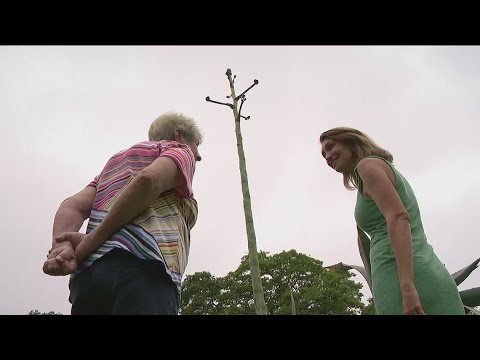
top-left (356, 156), bottom-right (391, 172)
top-left (355, 157), bottom-right (397, 183)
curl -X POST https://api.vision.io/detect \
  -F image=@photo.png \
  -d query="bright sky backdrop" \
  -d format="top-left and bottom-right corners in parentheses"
top-left (1, 45), bottom-right (479, 314)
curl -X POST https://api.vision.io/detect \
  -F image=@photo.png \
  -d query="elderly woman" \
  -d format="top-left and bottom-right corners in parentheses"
top-left (44, 111), bottom-right (203, 315)
top-left (320, 127), bottom-right (464, 315)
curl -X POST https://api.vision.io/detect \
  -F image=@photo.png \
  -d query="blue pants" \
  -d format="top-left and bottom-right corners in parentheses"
top-left (69, 248), bottom-right (179, 315)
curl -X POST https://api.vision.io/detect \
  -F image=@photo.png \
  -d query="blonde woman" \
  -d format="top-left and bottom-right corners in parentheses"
top-left (320, 127), bottom-right (464, 315)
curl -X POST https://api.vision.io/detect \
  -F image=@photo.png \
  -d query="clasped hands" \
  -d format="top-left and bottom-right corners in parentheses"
top-left (43, 233), bottom-right (90, 276)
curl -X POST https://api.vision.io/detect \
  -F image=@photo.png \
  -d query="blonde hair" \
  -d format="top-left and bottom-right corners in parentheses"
top-left (319, 127), bottom-right (393, 190)
top-left (148, 111), bottom-right (203, 144)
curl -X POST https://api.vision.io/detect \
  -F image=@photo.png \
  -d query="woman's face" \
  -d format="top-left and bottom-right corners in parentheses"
top-left (175, 131), bottom-right (202, 162)
top-left (184, 139), bottom-right (202, 162)
top-left (321, 138), bottom-right (356, 173)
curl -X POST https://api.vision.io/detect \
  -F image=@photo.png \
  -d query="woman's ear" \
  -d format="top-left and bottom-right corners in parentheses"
top-left (174, 130), bottom-right (182, 142)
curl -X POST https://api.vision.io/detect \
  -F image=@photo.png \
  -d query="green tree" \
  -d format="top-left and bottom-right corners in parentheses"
top-left (181, 250), bottom-right (366, 315)
top-left (28, 309), bottom-right (62, 315)
top-left (361, 298), bottom-right (376, 315)
top-left (180, 272), bottom-right (225, 315)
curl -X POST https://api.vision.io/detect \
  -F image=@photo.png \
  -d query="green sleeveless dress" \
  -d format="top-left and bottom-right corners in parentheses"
top-left (354, 156), bottom-right (464, 315)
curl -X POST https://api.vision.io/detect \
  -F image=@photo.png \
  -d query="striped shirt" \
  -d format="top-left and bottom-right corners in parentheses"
top-left (73, 140), bottom-right (198, 292)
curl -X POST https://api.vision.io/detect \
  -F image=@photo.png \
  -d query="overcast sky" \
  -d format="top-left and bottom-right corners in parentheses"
top-left (2, 46), bottom-right (479, 315)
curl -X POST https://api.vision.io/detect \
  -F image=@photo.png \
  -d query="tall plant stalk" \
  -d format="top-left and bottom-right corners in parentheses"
top-left (206, 68), bottom-right (268, 315)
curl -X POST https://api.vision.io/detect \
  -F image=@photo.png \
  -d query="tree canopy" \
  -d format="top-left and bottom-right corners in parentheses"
top-left (181, 250), bottom-right (369, 315)
top-left (28, 309), bottom-right (62, 315)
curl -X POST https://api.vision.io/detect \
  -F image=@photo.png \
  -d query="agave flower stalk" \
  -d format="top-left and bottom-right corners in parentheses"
top-left (205, 69), bottom-right (268, 315)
